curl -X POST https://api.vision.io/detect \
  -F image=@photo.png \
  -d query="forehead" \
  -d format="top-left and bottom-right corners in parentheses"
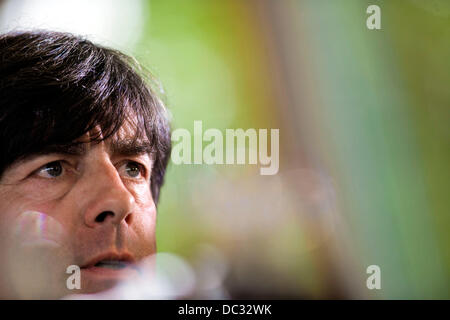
top-left (76, 120), bottom-right (153, 156)
top-left (13, 120), bottom-right (154, 164)
top-left (113, 119), bottom-right (143, 142)
top-left (76, 116), bottom-right (140, 142)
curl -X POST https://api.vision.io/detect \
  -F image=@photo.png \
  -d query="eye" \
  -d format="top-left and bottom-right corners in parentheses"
top-left (36, 161), bottom-right (64, 178)
top-left (121, 161), bottom-right (145, 179)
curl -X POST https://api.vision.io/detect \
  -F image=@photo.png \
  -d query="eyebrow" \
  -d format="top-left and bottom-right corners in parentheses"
top-left (11, 143), bottom-right (88, 169)
top-left (33, 143), bottom-right (88, 157)
top-left (20, 139), bottom-right (153, 162)
top-left (109, 139), bottom-right (154, 157)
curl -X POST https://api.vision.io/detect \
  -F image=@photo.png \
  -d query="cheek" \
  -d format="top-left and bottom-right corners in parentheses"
top-left (0, 187), bottom-right (40, 230)
top-left (0, 189), bottom-right (57, 220)
top-left (128, 182), bottom-right (157, 232)
top-left (18, 178), bottom-right (74, 203)
top-left (0, 186), bottom-right (66, 245)
top-left (0, 178), bottom-right (71, 218)
top-left (129, 181), bottom-right (154, 205)
top-left (0, 188), bottom-right (71, 296)
top-left (136, 204), bottom-right (156, 236)
top-left (131, 201), bottom-right (157, 257)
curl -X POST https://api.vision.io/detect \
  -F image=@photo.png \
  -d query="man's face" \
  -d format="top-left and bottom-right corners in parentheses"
top-left (0, 123), bottom-right (157, 298)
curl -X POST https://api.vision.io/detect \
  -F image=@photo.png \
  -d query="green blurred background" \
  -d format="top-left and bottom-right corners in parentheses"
top-left (1, 0), bottom-right (448, 299)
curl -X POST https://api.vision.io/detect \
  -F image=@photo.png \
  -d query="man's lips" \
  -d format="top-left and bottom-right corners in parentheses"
top-left (80, 252), bottom-right (139, 278)
top-left (81, 252), bottom-right (135, 269)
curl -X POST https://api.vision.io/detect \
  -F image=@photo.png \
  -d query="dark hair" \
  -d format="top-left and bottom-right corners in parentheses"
top-left (0, 30), bottom-right (171, 203)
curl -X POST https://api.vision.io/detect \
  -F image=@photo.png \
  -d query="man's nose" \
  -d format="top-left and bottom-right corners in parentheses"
top-left (82, 161), bottom-right (135, 228)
